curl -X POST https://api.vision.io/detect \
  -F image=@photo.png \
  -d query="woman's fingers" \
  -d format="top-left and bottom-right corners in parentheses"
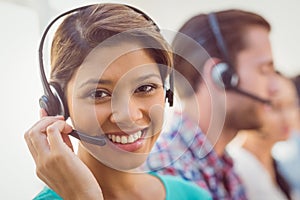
top-left (39, 109), bottom-right (74, 149)
top-left (24, 116), bottom-right (103, 199)
top-left (24, 133), bottom-right (38, 162)
top-left (62, 133), bottom-right (74, 151)
top-left (24, 116), bottom-right (69, 160)
top-left (24, 112), bottom-right (104, 199)
top-left (40, 108), bottom-right (48, 118)
top-left (46, 120), bottom-right (74, 153)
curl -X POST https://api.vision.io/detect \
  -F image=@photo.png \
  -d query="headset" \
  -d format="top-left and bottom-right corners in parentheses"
top-left (38, 4), bottom-right (174, 146)
top-left (208, 12), bottom-right (271, 105)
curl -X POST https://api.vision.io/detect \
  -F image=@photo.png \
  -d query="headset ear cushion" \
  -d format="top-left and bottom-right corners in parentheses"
top-left (49, 82), bottom-right (69, 119)
top-left (211, 62), bottom-right (239, 89)
top-left (165, 89), bottom-right (174, 107)
top-left (39, 94), bottom-right (57, 116)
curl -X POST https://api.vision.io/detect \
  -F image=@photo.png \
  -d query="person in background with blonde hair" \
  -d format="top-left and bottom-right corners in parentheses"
top-left (228, 74), bottom-right (297, 200)
top-left (273, 74), bottom-right (300, 199)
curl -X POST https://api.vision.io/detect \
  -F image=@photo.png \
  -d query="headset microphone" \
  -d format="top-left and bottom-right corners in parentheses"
top-left (208, 12), bottom-right (271, 105)
top-left (210, 62), bottom-right (272, 105)
top-left (231, 87), bottom-right (271, 105)
top-left (70, 130), bottom-right (106, 146)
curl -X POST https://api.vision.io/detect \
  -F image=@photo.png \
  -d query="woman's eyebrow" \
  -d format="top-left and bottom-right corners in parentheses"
top-left (79, 79), bottom-right (112, 89)
top-left (79, 73), bottom-right (162, 88)
top-left (134, 74), bottom-right (162, 83)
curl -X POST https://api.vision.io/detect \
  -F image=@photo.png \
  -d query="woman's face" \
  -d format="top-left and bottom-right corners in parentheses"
top-left (66, 42), bottom-right (166, 171)
top-left (259, 78), bottom-right (298, 143)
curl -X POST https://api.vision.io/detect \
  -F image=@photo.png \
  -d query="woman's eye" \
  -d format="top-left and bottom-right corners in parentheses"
top-left (135, 85), bottom-right (156, 94)
top-left (90, 90), bottom-right (110, 99)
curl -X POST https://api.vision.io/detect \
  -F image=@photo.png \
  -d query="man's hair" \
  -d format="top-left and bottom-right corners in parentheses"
top-left (173, 9), bottom-right (271, 98)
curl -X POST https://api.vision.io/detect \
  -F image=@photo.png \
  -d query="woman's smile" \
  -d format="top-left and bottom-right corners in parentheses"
top-left (105, 128), bottom-right (148, 152)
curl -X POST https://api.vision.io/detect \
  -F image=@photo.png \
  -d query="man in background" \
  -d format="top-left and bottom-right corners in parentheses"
top-left (145, 9), bottom-right (279, 200)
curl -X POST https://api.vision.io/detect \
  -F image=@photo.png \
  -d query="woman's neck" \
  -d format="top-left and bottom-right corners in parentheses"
top-left (77, 144), bottom-right (165, 200)
top-left (242, 131), bottom-right (276, 182)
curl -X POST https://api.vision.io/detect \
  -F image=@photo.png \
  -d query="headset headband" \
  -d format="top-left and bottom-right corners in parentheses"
top-left (208, 13), bottom-right (231, 65)
top-left (39, 6), bottom-right (87, 100)
top-left (208, 12), bottom-right (239, 89)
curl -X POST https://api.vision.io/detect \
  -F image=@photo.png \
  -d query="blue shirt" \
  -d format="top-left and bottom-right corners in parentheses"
top-left (33, 173), bottom-right (211, 200)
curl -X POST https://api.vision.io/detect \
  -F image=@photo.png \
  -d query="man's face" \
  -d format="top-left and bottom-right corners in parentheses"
top-left (225, 26), bottom-right (278, 130)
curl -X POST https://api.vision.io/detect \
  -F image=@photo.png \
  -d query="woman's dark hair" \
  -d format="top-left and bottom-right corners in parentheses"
top-left (50, 4), bottom-right (172, 92)
top-left (273, 159), bottom-right (292, 200)
top-left (292, 75), bottom-right (300, 102)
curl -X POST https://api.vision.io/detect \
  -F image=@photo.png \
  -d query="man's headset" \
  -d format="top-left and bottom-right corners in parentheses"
top-left (38, 4), bottom-right (174, 146)
top-left (208, 12), bottom-right (271, 105)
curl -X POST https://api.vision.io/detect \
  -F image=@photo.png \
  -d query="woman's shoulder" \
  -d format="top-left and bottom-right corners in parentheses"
top-left (34, 176), bottom-right (212, 200)
top-left (150, 172), bottom-right (212, 200)
top-left (33, 186), bottom-right (62, 200)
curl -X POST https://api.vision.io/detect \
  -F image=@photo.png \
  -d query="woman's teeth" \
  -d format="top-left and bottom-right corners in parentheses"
top-left (107, 131), bottom-right (142, 144)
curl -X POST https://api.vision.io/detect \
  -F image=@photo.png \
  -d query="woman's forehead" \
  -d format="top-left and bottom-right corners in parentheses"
top-left (72, 46), bottom-right (162, 88)
top-left (80, 47), bottom-right (156, 72)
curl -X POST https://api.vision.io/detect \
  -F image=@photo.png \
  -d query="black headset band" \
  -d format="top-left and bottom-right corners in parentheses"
top-left (208, 12), bottom-right (239, 90)
top-left (208, 12), bottom-right (230, 64)
top-left (39, 5), bottom-right (91, 99)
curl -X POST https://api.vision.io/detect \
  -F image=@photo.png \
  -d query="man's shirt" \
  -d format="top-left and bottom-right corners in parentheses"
top-left (144, 112), bottom-right (247, 200)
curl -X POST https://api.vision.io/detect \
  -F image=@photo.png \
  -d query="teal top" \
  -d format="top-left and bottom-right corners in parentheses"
top-left (34, 173), bottom-right (212, 200)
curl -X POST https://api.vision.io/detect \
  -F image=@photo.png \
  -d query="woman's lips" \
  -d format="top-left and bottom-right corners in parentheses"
top-left (107, 130), bottom-right (142, 144)
top-left (106, 129), bottom-right (147, 152)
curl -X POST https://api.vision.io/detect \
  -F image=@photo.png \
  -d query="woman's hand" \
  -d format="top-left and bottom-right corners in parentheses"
top-left (24, 109), bottom-right (103, 200)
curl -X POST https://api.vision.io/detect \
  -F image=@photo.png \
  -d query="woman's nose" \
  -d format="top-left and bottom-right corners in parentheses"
top-left (269, 73), bottom-right (280, 96)
top-left (109, 98), bottom-right (143, 125)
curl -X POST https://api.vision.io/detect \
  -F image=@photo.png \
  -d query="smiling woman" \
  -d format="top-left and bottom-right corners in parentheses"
top-left (68, 43), bottom-right (166, 170)
top-left (24, 3), bottom-right (211, 200)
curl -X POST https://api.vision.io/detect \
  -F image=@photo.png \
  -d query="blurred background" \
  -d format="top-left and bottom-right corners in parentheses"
top-left (0, 0), bottom-right (299, 199)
